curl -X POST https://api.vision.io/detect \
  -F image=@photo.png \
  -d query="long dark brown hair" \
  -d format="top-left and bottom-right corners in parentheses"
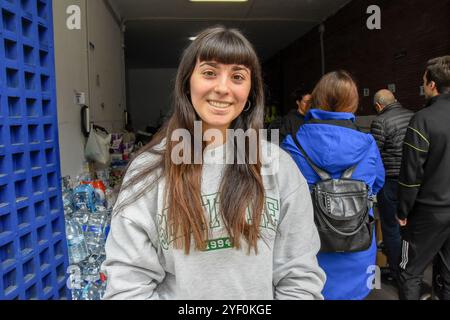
top-left (311, 70), bottom-right (359, 113)
top-left (116, 26), bottom-right (266, 254)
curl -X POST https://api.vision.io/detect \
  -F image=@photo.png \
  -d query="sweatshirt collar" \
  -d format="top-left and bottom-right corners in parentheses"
top-left (304, 108), bottom-right (356, 122)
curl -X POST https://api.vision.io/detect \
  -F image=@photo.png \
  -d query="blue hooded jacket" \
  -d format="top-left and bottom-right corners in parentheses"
top-left (281, 109), bottom-right (385, 300)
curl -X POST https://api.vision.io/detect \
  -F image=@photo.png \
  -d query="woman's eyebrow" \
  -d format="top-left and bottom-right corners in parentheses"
top-left (199, 62), bottom-right (250, 74)
top-left (199, 61), bottom-right (219, 68)
top-left (232, 66), bottom-right (250, 74)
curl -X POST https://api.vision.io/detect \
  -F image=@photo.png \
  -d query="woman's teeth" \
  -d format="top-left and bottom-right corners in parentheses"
top-left (208, 101), bottom-right (231, 108)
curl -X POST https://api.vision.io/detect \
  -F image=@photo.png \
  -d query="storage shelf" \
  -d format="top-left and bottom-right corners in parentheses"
top-left (0, 0), bottom-right (69, 300)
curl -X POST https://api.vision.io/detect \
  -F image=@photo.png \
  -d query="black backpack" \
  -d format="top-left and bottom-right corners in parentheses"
top-left (290, 133), bottom-right (375, 253)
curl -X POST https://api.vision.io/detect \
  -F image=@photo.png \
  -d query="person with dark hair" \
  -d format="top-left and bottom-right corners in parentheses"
top-left (269, 87), bottom-right (311, 143)
top-left (101, 26), bottom-right (325, 300)
top-left (282, 70), bottom-right (385, 299)
top-left (370, 89), bottom-right (413, 285)
top-left (397, 55), bottom-right (450, 300)
top-left (292, 87), bottom-right (312, 116)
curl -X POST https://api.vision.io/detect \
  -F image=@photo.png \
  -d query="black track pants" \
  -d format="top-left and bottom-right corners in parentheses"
top-left (398, 211), bottom-right (450, 300)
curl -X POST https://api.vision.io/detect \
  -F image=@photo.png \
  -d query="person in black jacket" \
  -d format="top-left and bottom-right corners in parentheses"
top-left (269, 87), bottom-right (311, 144)
top-left (370, 89), bottom-right (413, 284)
top-left (397, 55), bottom-right (450, 300)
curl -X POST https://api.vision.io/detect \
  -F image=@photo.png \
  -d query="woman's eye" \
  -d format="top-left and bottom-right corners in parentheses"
top-left (202, 70), bottom-right (215, 77)
top-left (233, 74), bottom-right (245, 81)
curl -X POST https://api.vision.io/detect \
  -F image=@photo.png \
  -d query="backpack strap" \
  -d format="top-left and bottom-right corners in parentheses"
top-left (290, 129), bottom-right (331, 181)
top-left (291, 125), bottom-right (361, 180)
top-left (341, 165), bottom-right (358, 179)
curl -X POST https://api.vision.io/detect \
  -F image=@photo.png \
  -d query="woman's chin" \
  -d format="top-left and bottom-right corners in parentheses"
top-left (203, 114), bottom-right (233, 127)
top-left (202, 119), bottom-right (232, 131)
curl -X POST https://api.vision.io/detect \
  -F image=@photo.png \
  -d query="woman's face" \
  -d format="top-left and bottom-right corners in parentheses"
top-left (189, 59), bottom-right (252, 134)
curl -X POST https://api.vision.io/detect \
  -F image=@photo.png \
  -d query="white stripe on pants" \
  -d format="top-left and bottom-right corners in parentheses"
top-left (400, 240), bottom-right (409, 269)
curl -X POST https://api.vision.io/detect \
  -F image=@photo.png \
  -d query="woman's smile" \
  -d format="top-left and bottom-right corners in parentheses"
top-left (208, 100), bottom-right (233, 109)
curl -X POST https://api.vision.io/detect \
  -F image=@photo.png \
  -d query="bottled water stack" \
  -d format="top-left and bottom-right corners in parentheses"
top-left (62, 175), bottom-right (113, 300)
top-left (85, 206), bottom-right (108, 255)
top-left (66, 218), bottom-right (89, 265)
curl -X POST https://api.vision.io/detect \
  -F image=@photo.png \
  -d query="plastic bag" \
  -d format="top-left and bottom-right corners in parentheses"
top-left (85, 128), bottom-right (112, 165)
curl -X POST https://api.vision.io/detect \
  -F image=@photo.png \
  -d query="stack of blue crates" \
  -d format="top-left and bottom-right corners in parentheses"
top-left (0, 0), bottom-right (70, 299)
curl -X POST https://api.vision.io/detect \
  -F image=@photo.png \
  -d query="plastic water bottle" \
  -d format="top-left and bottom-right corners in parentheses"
top-left (81, 255), bottom-right (101, 280)
top-left (103, 208), bottom-right (112, 240)
top-left (73, 184), bottom-right (96, 213)
top-left (72, 203), bottom-right (89, 233)
top-left (92, 180), bottom-right (107, 208)
top-left (62, 176), bottom-right (74, 216)
top-left (105, 187), bottom-right (117, 210)
top-left (62, 191), bottom-right (74, 216)
top-left (70, 285), bottom-right (83, 300)
top-left (66, 218), bottom-right (89, 264)
top-left (85, 207), bottom-right (108, 255)
top-left (81, 281), bottom-right (101, 300)
top-left (67, 264), bottom-right (83, 300)
top-left (62, 176), bottom-right (73, 191)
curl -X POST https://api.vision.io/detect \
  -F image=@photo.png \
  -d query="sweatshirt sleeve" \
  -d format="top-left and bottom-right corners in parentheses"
top-left (272, 180), bottom-right (326, 300)
top-left (102, 211), bottom-right (165, 300)
top-left (398, 115), bottom-right (429, 219)
top-left (102, 153), bottom-right (165, 300)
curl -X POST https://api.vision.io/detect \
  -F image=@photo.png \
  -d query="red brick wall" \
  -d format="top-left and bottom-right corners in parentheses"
top-left (263, 0), bottom-right (450, 115)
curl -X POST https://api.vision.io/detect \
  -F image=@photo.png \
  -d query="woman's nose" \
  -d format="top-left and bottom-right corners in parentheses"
top-left (213, 76), bottom-right (230, 95)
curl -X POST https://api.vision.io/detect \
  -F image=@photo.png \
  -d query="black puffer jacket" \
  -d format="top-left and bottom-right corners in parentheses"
top-left (370, 102), bottom-right (414, 178)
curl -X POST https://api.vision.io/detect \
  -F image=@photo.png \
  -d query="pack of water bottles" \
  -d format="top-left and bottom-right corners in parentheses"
top-left (62, 175), bottom-right (115, 300)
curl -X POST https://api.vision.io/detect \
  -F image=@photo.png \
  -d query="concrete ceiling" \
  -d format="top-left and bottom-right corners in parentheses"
top-left (108, 0), bottom-right (351, 68)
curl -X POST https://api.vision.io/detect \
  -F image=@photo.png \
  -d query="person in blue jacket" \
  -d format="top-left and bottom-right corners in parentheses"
top-left (281, 70), bottom-right (385, 300)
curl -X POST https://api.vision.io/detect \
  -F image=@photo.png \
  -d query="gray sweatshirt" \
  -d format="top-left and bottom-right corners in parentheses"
top-left (102, 140), bottom-right (325, 300)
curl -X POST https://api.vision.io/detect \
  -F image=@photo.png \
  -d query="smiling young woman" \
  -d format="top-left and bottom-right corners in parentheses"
top-left (189, 60), bottom-right (251, 137)
top-left (101, 26), bottom-right (325, 300)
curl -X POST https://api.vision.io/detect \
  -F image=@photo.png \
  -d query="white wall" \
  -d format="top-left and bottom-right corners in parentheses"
top-left (53, 0), bottom-right (88, 179)
top-left (53, 0), bottom-right (125, 178)
top-left (127, 68), bottom-right (177, 132)
top-left (87, 0), bottom-right (125, 132)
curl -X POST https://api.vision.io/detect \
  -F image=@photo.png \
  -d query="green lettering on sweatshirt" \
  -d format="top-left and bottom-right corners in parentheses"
top-left (157, 192), bottom-right (279, 251)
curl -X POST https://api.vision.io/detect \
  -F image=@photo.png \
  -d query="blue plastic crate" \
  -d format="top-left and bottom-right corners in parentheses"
top-left (0, 0), bottom-right (70, 300)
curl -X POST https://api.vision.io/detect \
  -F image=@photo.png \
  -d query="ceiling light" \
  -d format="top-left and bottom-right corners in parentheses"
top-left (189, 36), bottom-right (197, 41)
